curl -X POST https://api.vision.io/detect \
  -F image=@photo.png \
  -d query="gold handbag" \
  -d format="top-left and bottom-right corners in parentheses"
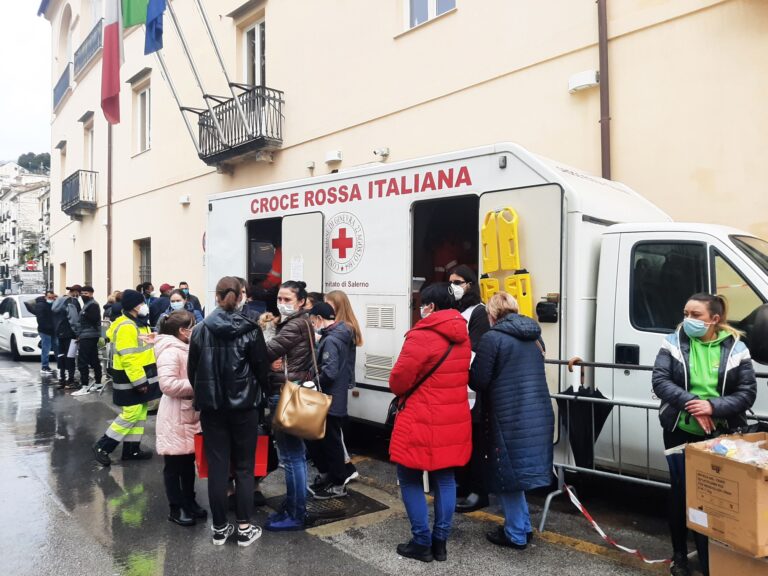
top-left (273, 321), bottom-right (332, 440)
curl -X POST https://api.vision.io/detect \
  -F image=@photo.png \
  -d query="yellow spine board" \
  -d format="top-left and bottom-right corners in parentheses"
top-left (497, 208), bottom-right (521, 270)
top-left (479, 277), bottom-right (500, 303)
top-left (504, 273), bottom-right (533, 318)
top-left (481, 211), bottom-right (500, 273)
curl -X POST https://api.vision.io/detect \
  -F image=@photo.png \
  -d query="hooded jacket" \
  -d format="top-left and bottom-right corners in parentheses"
top-left (106, 313), bottom-right (162, 406)
top-left (316, 321), bottom-right (355, 417)
top-left (52, 295), bottom-right (81, 339)
top-left (155, 334), bottom-right (201, 455)
top-left (188, 307), bottom-right (269, 412)
top-left (652, 328), bottom-right (756, 433)
top-left (388, 309), bottom-right (472, 471)
top-left (470, 314), bottom-right (554, 493)
top-left (29, 296), bottom-right (55, 335)
top-left (265, 311), bottom-right (314, 394)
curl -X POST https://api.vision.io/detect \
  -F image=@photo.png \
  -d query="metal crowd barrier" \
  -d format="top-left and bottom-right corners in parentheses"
top-left (538, 357), bottom-right (768, 533)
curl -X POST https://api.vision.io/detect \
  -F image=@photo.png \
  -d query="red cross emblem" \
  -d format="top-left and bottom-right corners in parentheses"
top-left (331, 227), bottom-right (354, 259)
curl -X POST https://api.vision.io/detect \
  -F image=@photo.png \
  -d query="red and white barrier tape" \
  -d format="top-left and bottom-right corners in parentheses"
top-left (563, 482), bottom-right (671, 565)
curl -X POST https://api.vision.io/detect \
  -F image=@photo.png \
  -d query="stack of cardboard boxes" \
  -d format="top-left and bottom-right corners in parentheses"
top-left (685, 432), bottom-right (768, 575)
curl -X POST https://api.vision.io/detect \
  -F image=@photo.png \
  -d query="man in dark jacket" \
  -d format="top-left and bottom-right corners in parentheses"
top-left (178, 281), bottom-right (203, 315)
top-left (26, 291), bottom-right (58, 376)
top-left (52, 284), bottom-right (82, 388)
top-left (76, 286), bottom-right (102, 391)
top-left (149, 283), bottom-right (173, 327)
top-left (305, 302), bottom-right (354, 499)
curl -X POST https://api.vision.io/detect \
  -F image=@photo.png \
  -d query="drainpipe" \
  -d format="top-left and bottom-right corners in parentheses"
top-left (106, 124), bottom-right (113, 294)
top-left (597, 0), bottom-right (611, 180)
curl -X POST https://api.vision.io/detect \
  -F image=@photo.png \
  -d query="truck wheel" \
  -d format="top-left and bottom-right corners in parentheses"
top-left (11, 336), bottom-right (20, 361)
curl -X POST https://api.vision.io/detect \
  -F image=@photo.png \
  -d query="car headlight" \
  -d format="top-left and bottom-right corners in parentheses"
top-left (23, 332), bottom-right (38, 338)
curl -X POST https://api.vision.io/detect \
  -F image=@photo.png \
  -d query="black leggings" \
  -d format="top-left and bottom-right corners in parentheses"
top-left (307, 415), bottom-right (347, 485)
top-left (663, 428), bottom-right (709, 573)
top-left (200, 409), bottom-right (259, 527)
top-left (163, 454), bottom-right (196, 509)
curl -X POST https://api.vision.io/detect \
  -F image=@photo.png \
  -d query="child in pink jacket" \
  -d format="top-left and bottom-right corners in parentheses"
top-left (155, 310), bottom-right (206, 527)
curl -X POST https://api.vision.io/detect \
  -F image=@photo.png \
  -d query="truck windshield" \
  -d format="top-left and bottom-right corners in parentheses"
top-left (731, 235), bottom-right (768, 276)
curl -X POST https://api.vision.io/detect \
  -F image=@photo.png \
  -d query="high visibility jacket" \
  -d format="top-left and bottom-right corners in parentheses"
top-left (107, 314), bottom-right (162, 406)
top-left (262, 247), bottom-right (283, 289)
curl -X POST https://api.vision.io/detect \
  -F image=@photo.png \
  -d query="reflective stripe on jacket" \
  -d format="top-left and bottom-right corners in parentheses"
top-left (107, 314), bottom-right (161, 406)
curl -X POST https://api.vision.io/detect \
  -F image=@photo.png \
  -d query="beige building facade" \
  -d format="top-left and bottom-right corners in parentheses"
top-left (41, 0), bottom-right (768, 304)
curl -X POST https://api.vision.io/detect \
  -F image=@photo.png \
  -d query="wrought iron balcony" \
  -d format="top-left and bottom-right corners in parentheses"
top-left (61, 170), bottom-right (97, 219)
top-left (196, 85), bottom-right (284, 167)
top-left (53, 63), bottom-right (73, 111)
top-left (74, 19), bottom-right (103, 77)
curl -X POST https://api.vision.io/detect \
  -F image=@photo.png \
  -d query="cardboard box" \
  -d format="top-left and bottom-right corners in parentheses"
top-left (710, 540), bottom-right (768, 576)
top-left (685, 432), bottom-right (768, 557)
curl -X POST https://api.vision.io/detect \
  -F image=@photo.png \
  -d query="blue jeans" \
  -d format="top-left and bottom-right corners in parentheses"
top-left (498, 491), bottom-right (532, 545)
top-left (269, 394), bottom-right (307, 520)
top-left (397, 465), bottom-right (456, 546)
top-left (40, 333), bottom-right (58, 370)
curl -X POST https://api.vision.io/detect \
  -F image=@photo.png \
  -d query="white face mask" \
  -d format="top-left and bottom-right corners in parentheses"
top-left (450, 283), bottom-right (465, 301)
top-left (137, 304), bottom-right (150, 317)
top-left (420, 305), bottom-right (432, 319)
top-left (170, 301), bottom-right (184, 311)
top-left (236, 297), bottom-right (246, 312)
top-left (277, 303), bottom-right (295, 317)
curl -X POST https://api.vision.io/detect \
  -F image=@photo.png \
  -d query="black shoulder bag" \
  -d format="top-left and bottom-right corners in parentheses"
top-left (385, 343), bottom-right (454, 429)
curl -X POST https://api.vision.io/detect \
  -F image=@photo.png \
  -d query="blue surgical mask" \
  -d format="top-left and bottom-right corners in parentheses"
top-left (181, 288), bottom-right (189, 296)
top-left (170, 301), bottom-right (184, 311)
top-left (683, 317), bottom-right (710, 339)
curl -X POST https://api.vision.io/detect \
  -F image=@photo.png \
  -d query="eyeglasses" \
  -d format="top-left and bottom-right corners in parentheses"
top-left (449, 280), bottom-right (467, 286)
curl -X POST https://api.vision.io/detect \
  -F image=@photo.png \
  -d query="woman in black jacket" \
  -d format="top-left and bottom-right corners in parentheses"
top-left (263, 280), bottom-right (315, 531)
top-left (449, 265), bottom-right (492, 513)
top-left (188, 276), bottom-right (269, 548)
top-left (651, 293), bottom-right (756, 576)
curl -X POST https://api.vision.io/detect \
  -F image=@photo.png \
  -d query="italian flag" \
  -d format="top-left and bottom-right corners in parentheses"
top-left (101, 0), bottom-right (124, 124)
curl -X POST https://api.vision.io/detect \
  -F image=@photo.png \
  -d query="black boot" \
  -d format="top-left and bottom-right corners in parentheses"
top-left (188, 500), bottom-right (208, 520)
top-left (455, 492), bottom-right (489, 513)
top-left (93, 436), bottom-right (118, 467)
top-left (431, 538), bottom-right (447, 562)
top-left (121, 442), bottom-right (153, 461)
top-left (396, 540), bottom-right (433, 562)
top-left (168, 506), bottom-right (196, 527)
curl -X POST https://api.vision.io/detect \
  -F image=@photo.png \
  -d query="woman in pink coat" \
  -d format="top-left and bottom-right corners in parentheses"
top-left (155, 310), bottom-right (206, 527)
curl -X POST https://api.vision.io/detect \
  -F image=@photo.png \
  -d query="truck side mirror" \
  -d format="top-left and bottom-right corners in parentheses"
top-left (741, 303), bottom-right (768, 365)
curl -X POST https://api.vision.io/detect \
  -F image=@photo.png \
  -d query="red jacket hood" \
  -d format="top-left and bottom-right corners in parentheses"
top-left (409, 309), bottom-right (469, 344)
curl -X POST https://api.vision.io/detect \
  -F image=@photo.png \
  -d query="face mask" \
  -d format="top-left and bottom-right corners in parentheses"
top-left (82, 296), bottom-right (92, 303)
top-left (47, 299), bottom-right (55, 304)
top-left (277, 303), bottom-right (295, 317)
top-left (236, 298), bottom-right (246, 312)
top-left (170, 301), bottom-right (184, 311)
top-left (683, 317), bottom-right (711, 339)
top-left (137, 304), bottom-right (150, 317)
top-left (450, 283), bottom-right (465, 301)
top-left (181, 288), bottom-right (189, 296)
top-left (420, 305), bottom-right (432, 319)
top-left (314, 327), bottom-right (323, 336)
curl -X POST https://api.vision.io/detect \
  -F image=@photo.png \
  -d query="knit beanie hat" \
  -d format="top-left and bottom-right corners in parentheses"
top-left (121, 289), bottom-right (143, 312)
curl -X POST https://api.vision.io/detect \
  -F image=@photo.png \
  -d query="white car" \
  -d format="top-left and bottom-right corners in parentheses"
top-left (0, 294), bottom-right (48, 360)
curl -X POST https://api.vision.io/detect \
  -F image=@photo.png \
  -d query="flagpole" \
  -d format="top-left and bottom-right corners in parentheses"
top-left (106, 123), bottom-right (113, 295)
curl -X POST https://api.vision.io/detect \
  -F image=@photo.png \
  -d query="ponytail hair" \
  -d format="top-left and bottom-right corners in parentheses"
top-left (687, 292), bottom-right (743, 338)
top-left (216, 276), bottom-right (242, 312)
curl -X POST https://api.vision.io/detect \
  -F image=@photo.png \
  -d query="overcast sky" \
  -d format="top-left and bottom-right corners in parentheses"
top-left (0, 3), bottom-right (51, 162)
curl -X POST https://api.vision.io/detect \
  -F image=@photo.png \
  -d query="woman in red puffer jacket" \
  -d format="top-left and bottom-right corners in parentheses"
top-left (389, 282), bottom-right (471, 564)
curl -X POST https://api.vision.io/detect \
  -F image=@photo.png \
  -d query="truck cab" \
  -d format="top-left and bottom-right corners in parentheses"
top-left (594, 224), bottom-right (768, 474)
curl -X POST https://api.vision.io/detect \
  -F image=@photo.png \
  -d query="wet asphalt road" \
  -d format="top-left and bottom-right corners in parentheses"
top-left (0, 352), bottom-right (680, 576)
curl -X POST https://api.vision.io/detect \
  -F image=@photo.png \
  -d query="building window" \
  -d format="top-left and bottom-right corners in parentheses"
top-left (408, 0), bottom-right (455, 28)
top-left (83, 122), bottom-right (94, 170)
top-left (135, 238), bottom-right (151, 284)
top-left (134, 85), bottom-right (151, 154)
top-left (244, 21), bottom-right (265, 86)
top-left (83, 250), bottom-right (93, 286)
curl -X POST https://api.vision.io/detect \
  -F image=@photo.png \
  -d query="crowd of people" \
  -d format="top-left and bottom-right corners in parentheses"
top-left (24, 267), bottom-right (758, 574)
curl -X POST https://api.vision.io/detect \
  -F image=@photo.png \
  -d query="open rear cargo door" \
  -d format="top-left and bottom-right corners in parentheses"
top-left (281, 213), bottom-right (324, 290)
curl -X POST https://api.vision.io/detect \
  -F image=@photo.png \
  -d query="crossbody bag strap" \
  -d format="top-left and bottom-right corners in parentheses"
top-left (305, 318), bottom-right (320, 386)
top-left (400, 342), bottom-right (455, 408)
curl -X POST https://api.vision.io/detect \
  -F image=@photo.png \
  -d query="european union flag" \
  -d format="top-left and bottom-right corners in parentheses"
top-left (144, 0), bottom-right (166, 55)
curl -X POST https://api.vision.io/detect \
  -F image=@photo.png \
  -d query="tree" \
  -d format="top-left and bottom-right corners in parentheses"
top-left (17, 152), bottom-right (50, 171)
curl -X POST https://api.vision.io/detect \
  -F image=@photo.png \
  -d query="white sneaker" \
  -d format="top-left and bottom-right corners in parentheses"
top-left (237, 524), bottom-right (262, 547)
top-left (212, 523), bottom-right (235, 546)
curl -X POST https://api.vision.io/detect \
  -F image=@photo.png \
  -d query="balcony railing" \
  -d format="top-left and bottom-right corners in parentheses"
top-left (74, 19), bottom-right (103, 77)
top-left (197, 85), bottom-right (284, 166)
top-left (61, 170), bottom-right (97, 219)
top-left (53, 63), bottom-right (73, 111)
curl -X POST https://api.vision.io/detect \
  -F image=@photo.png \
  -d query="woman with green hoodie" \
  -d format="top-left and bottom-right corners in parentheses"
top-left (652, 293), bottom-right (757, 576)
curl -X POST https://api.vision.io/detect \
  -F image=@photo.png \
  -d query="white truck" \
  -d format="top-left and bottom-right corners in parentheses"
top-left (206, 143), bottom-right (768, 476)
